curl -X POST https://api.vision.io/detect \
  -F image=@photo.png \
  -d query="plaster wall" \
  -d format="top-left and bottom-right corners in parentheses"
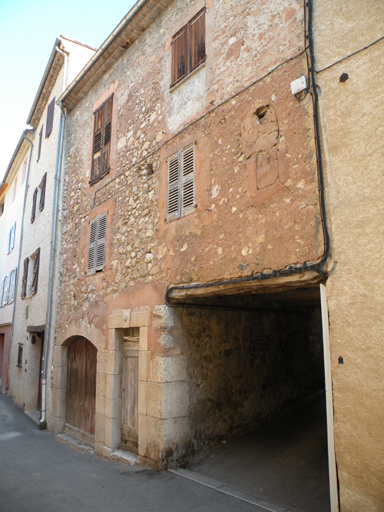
top-left (8, 39), bottom-right (95, 410)
top-left (0, 155), bottom-right (29, 327)
top-left (314, 1), bottom-right (384, 510)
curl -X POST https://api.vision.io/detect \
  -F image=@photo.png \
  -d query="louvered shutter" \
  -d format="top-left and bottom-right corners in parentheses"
top-left (91, 96), bottom-right (113, 183)
top-left (11, 222), bottom-right (16, 251)
top-left (171, 27), bottom-right (187, 86)
top-left (39, 173), bottom-right (47, 211)
top-left (101, 98), bottom-right (112, 178)
top-left (2, 275), bottom-right (9, 306)
top-left (10, 268), bottom-right (17, 302)
top-left (37, 125), bottom-right (43, 161)
top-left (167, 155), bottom-right (180, 217)
top-left (87, 219), bottom-right (97, 273)
top-left (7, 228), bottom-right (11, 254)
top-left (45, 97), bottom-right (55, 138)
top-left (31, 188), bottom-right (37, 223)
top-left (181, 146), bottom-right (195, 213)
top-left (31, 248), bottom-right (40, 294)
top-left (1, 277), bottom-right (6, 306)
top-left (96, 214), bottom-right (108, 272)
top-left (190, 10), bottom-right (206, 72)
top-left (91, 109), bottom-right (102, 182)
top-left (21, 258), bottom-right (29, 298)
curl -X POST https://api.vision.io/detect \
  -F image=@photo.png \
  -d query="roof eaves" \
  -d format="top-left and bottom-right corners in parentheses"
top-left (26, 38), bottom-right (64, 128)
top-left (60, 0), bottom-right (172, 111)
top-left (2, 129), bottom-right (35, 189)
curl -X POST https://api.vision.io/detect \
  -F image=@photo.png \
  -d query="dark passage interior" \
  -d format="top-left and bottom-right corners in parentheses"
top-left (175, 286), bottom-right (330, 512)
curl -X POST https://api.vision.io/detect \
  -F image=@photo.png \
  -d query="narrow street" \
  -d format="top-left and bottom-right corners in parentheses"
top-left (0, 393), bottom-right (278, 512)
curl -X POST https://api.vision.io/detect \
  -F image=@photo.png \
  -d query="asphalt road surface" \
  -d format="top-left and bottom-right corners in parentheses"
top-left (0, 393), bottom-right (268, 512)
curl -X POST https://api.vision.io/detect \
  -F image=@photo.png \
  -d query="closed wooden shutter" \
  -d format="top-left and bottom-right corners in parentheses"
top-left (171, 26), bottom-right (187, 86)
top-left (91, 96), bottom-right (113, 183)
top-left (39, 173), bottom-right (47, 211)
top-left (31, 248), bottom-right (40, 294)
top-left (87, 219), bottom-right (97, 273)
top-left (45, 97), bottom-right (55, 138)
top-left (167, 146), bottom-right (196, 219)
top-left (31, 188), bottom-right (37, 223)
top-left (21, 258), bottom-right (29, 299)
top-left (167, 155), bottom-right (180, 217)
top-left (37, 125), bottom-right (43, 162)
top-left (181, 145), bottom-right (195, 212)
top-left (190, 10), bottom-right (206, 71)
top-left (95, 214), bottom-right (107, 272)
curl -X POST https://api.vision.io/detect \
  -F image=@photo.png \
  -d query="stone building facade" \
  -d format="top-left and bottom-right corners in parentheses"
top-left (53, 0), bottom-right (325, 466)
top-left (44, 0), bottom-right (383, 511)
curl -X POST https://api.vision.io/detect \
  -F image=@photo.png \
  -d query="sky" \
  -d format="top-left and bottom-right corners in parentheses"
top-left (0, 0), bottom-right (137, 181)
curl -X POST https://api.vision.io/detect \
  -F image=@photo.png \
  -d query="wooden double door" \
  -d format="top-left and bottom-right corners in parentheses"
top-left (66, 337), bottom-right (97, 436)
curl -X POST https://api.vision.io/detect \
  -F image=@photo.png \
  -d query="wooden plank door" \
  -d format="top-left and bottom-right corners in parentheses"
top-left (121, 335), bottom-right (139, 452)
top-left (66, 337), bottom-right (97, 435)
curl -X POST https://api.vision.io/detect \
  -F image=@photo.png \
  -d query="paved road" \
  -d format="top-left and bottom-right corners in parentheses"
top-left (0, 393), bottom-right (264, 512)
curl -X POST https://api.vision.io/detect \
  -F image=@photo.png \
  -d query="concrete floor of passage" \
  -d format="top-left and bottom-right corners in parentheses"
top-left (187, 392), bottom-right (330, 512)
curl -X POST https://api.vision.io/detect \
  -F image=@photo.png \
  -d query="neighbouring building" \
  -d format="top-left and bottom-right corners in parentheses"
top-left (313, 1), bottom-right (384, 510)
top-left (0, 131), bottom-right (34, 394)
top-left (8, 37), bottom-right (95, 421)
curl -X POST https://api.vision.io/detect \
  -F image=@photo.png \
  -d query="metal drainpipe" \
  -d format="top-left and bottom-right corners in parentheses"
top-left (7, 132), bottom-right (34, 367)
top-left (40, 47), bottom-right (68, 425)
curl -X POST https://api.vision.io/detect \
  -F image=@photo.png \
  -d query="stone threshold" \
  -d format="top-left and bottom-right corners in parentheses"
top-left (57, 433), bottom-right (95, 455)
top-left (169, 468), bottom-right (291, 512)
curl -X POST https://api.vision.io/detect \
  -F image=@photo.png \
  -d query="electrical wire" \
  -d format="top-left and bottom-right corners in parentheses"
top-left (316, 34), bottom-right (384, 74)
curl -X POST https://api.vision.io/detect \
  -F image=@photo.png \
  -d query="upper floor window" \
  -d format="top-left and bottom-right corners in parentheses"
top-left (1, 268), bottom-right (17, 307)
top-left (87, 213), bottom-right (108, 274)
top-left (21, 248), bottom-right (40, 299)
top-left (31, 173), bottom-right (47, 224)
top-left (7, 222), bottom-right (16, 254)
top-left (37, 125), bottom-right (43, 162)
top-left (45, 97), bottom-right (55, 138)
top-left (90, 96), bottom-right (113, 184)
top-left (167, 145), bottom-right (196, 219)
top-left (171, 8), bottom-right (206, 87)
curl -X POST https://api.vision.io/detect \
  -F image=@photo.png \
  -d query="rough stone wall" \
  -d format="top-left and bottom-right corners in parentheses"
top-left (314, 1), bottom-right (384, 510)
top-left (166, 306), bottom-right (324, 456)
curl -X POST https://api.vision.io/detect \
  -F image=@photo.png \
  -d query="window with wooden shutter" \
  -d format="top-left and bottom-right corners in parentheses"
top-left (6, 268), bottom-right (16, 304)
top-left (90, 96), bottom-right (113, 184)
top-left (31, 188), bottom-right (37, 223)
top-left (1, 276), bottom-right (7, 307)
top-left (21, 258), bottom-right (29, 299)
top-left (39, 173), bottom-right (47, 211)
top-left (37, 125), bottom-right (43, 161)
top-left (87, 214), bottom-right (108, 274)
top-left (45, 97), bottom-right (55, 138)
top-left (30, 248), bottom-right (40, 295)
top-left (167, 145), bottom-right (196, 219)
top-left (171, 9), bottom-right (206, 87)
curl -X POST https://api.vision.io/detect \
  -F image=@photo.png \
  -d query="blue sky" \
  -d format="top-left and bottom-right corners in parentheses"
top-left (0, 0), bottom-right (137, 181)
